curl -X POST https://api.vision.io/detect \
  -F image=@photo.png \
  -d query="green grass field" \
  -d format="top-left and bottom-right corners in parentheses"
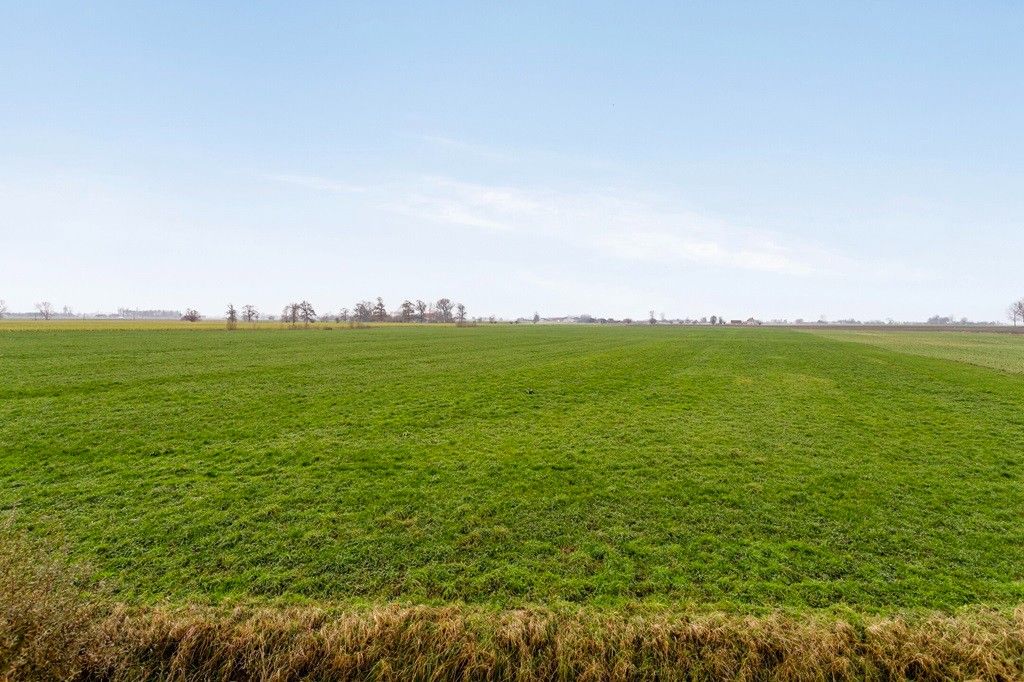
top-left (808, 328), bottom-right (1024, 374)
top-left (2, 324), bottom-right (1023, 615)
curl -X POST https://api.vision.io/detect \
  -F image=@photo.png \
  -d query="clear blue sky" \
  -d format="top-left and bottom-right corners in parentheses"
top-left (2, 2), bottom-right (1021, 320)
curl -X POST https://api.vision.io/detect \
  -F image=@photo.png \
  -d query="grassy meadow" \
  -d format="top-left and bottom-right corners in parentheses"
top-left (808, 328), bottom-right (1024, 374)
top-left (2, 323), bottom-right (1023, 621)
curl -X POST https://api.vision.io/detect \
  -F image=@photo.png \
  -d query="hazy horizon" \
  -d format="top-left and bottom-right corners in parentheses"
top-left (2, 3), bottom-right (1022, 321)
top-left (0, 304), bottom-right (1012, 325)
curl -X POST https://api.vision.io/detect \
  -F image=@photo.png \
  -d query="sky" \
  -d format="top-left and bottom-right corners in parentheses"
top-left (1, 2), bottom-right (1022, 321)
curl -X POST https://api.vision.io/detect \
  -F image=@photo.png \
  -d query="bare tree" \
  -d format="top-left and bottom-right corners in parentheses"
top-left (242, 304), bottom-right (259, 325)
top-left (298, 300), bottom-right (317, 326)
top-left (455, 303), bottom-right (467, 324)
top-left (1011, 299), bottom-right (1024, 327)
top-left (372, 297), bottom-right (388, 322)
top-left (226, 303), bottom-right (238, 330)
top-left (35, 302), bottom-right (54, 320)
top-left (649, 310), bottom-right (657, 325)
top-left (354, 301), bottom-right (373, 322)
top-left (415, 299), bottom-right (428, 323)
top-left (0, 300), bottom-right (7, 319)
top-left (61, 305), bottom-right (74, 318)
top-left (435, 297), bottom-right (454, 323)
top-left (400, 300), bottom-right (415, 322)
top-left (182, 308), bottom-right (201, 322)
top-left (281, 303), bottom-right (301, 326)
top-left (339, 308), bottom-right (349, 322)
top-left (532, 312), bottom-right (540, 324)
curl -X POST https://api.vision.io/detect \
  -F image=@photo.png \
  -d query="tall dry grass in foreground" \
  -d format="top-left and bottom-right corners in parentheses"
top-left (3, 529), bottom-right (1024, 681)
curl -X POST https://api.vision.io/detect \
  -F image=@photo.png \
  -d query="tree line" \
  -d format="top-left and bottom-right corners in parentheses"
top-left (5, 297), bottom-right (1022, 326)
top-left (341, 297), bottom-right (467, 324)
top-left (179, 298), bottom-right (469, 327)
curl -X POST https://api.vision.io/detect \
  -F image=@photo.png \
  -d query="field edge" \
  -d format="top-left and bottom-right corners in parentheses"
top-left (4, 529), bottom-right (1023, 681)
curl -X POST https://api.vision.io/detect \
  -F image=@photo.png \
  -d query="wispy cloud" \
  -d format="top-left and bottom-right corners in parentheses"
top-left (594, 231), bottom-right (815, 275)
top-left (379, 176), bottom-right (827, 275)
top-left (268, 172), bottom-right (878, 277)
top-left (391, 177), bottom-right (543, 232)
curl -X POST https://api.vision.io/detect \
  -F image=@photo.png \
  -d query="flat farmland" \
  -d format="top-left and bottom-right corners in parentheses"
top-left (3, 324), bottom-right (1023, 617)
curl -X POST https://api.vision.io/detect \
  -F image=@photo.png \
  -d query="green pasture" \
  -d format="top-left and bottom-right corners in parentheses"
top-left (1, 325), bottom-right (1022, 613)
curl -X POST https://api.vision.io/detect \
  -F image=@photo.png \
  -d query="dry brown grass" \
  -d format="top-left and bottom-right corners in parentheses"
top-left (3, 528), bottom-right (1024, 681)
